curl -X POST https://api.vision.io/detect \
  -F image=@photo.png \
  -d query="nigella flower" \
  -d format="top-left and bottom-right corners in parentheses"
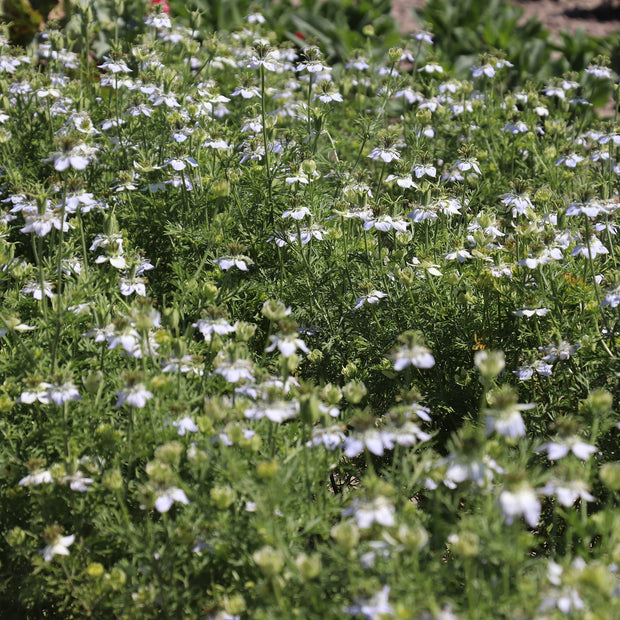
top-left (41, 532), bottom-right (75, 562)
top-left (485, 387), bottom-right (534, 439)
top-left (47, 382), bottom-right (81, 406)
top-left (600, 284), bottom-right (620, 308)
top-left (367, 146), bottom-right (401, 163)
top-left (62, 471), bottom-right (94, 493)
top-left (513, 308), bottom-right (550, 318)
top-left (266, 333), bottom-right (310, 357)
top-left (391, 345), bottom-right (435, 370)
top-left (343, 430), bottom-right (395, 458)
top-left (498, 484), bottom-right (540, 527)
top-left (413, 163), bottom-right (437, 178)
top-left (555, 153), bottom-right (584, 168)
top-left (162, 355), bottom-right (203, 376)
top-left (306, 426), bottom-right (346, 450)
top-left (98, 56), bottom-right (132, 74)
top-left (154, 487), bottom-right (189, 513)
top-left (116, 383), bottom-right (153, 407)
top-left (471, 63), bottom-right (496, 78)
top-left (213, 255), bottom-right (254, 271)
top-left (344, 586), bottom-right (394, 619)
top-left (513, 360), bottom-right (553, 381)
top-left (281, 206), bottom-right (312, 219)
top-left (445, 248), bottom-right (472, 263)
top-left (393, 87), bottom-right (424, 104)
top-left (244, 399), bottom-right (299, 423)
top-left (363, 215), bottom-right (408, 232)
top-left (537, 436), bottom-right (596, 460)
top-left (193, 317), bottom-right (236, 342)
top-left (213, 355), bottom-right (254, 383)
top-left (571, 237), bottom-right (608, 258)
top-left (418, 62), bottom-right (443, 74)
top-left (246, 43), bottom-right (282, 72)
top-left (353, 290), bottom-right (387, 309)
top-left (21, 280), bottom-right (55, 300)
top-left (384, 174), bottom-right (418, 189)
top-left (539, 341), bottom-right (580, 362)
top-left (585, 64), bottom-right (612, 79)
top-left (501, 120), bottom-right (528, 134)
top-left (342, 496), bottom-right (395, 529)
top-left (500, 192), bottom-right (533, 216)
top-left (20, 209), bottom-right (71, 237)
top-left (19, 469), bottom-right (53, 486)
top-left (541, 478), bottom-right (595, 506)
top-left (45, 143), bottom-right (97, 171)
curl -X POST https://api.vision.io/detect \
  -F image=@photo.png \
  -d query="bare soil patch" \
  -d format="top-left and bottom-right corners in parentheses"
top-left (391, 0), bottom-right (620, 39)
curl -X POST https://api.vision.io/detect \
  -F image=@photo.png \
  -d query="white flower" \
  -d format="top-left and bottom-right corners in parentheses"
top-left (367, 147), bottom-right (400, 163)
top-left (571, 236), bottom-right (608, 258)
top-left (266, 333), bottom-right (309, 357)
top-left (154, 487), bottom-right (189, 513)
top-left (540, 479), bottom-right (595, 506)
top-left (471, 64), bottom-right (495, 78)
top-left (213, 357), bottom-right (254, 383)
top-left (193, 318), bottom-right (236, 342)
top-left (63, 471), bottom-right (94, 492)
top-left (116, 383), bottom-right (153, 407)
top-left (384, 174), bottom-right (418, 189)
top-left (445, 249), bottom-right (472, 263)
top-left (41, 533), bottom-right (75, 562)
top-left (342, 496), bottom-right (395, 529)
top-left (585, 64), bottom-right (612, 79)
top-left (47, 382), bottom-right (81, 406)
top-left (21, 280), bottom-right (55, 300)
top-left (418, 63), bottom-right (443, 74)
top-left (513, 308), bottom-right (550, 318)
top-left (498, 485), bottom-right (540, 527)
top-left (363, 215), bottom-right (408, 232)
top-left (345, 586), bottom-right (394, 619)
top-left (391, 345), bottom-right (435, 370)
top-left (354, 291), bottom-right (387, 310)
top-left (213, 255), bottom-right (254, 271)
top-left (555, 153), bottom-right (584, 168)
top-left (244, 399), bottom-right (299, 423)
top-left (19, 469), bottom-right (53, 486)
top-left (537, 437), bottom-right (596, 460)
top-left (172, 416), bottom-right (199, 436)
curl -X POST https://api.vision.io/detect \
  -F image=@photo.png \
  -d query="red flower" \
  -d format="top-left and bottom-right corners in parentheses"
top-left (150, 0), bottom-right (170, 14)
top-left (295, 31), bottom-right (305, 40)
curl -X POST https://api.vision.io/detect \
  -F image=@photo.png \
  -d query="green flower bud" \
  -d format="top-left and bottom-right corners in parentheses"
top-left (210, 485), bottom-right (236, 510)
top-left (397, 524), bottom-right (428, 552)
top-left (253, 545), bottom-right (284, 577)
top-left (474, 350), bottom-right (505, 380)
top-left (155, 441), bottom-right (184, 467)
top-left (301, 159), bottom-right (316, 176)
top-left (102, 469), bottom-right (123, 491)
top-left (262, 300), bottom-right (291, 321)
top-left (87, 562), bottom-right (105, 578)
top-left (6, 526), bottom-right (26, 546)
top-left (257, 460), bottom-right (279, 479)
top-left (600, 462), bottom-right (620, 491)
top-left (236, 321), bottom-right (256, 341)
top-left (343, 380), bottom-right (367, 404)
top-left (448, 531), bottom-right (479, 558)
top-left (223, 593), bottom-right (246, 615)
top-left (83, 371), bottom-right (103, 395)
top-left (331, 520), bottom-right (360, 552)
top-left (107, 566), bottom-right (127, 591)
top-left (388, 47), bottom-right (403, 63)
top-left (295, 552), bottom-right (321, 579)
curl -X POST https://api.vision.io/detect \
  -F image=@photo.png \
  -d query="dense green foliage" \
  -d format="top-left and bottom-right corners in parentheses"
top-left (0, 2), bottom-right (618, 618)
